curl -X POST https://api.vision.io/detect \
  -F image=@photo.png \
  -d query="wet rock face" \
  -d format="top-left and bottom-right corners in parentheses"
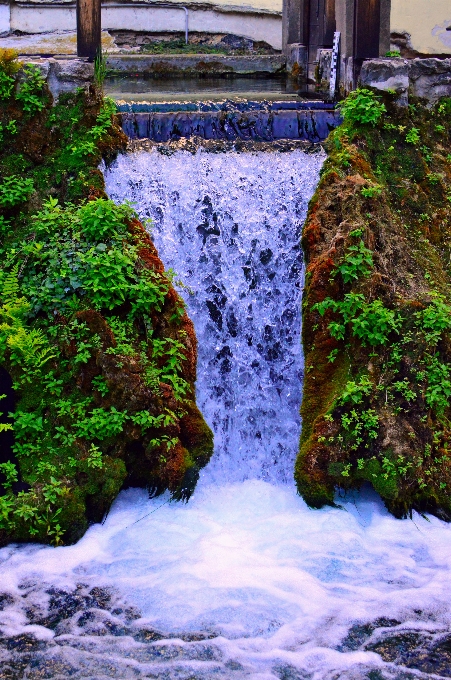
top-left (338, 619), bottom-right (451, 679)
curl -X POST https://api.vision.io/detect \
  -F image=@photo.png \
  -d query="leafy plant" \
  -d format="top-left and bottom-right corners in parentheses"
top-left (79, 198), bottom-right (131, 241)
top-left (405, 127), bottom-right (420, 145)
top-left (341, 408), bottom-right (379, 450)
top-left (338, 89), bottom-right (386, 127)
top-left (361, 184), bottom-right (383, 199)
top-left (0, 461), bottom-right (18, 488)
top-left (0, 175), bottom-right (34, 207)
top-left (425, 356), bottom-right (451, 415)
top-left (334, 238), bottom-right (373, 283)
top-left (313, 294), bottom-right (400, 346)
top-left (339, 375), bottom-right (373, 404)
top-left (415, 295), bottom-right (451, 345)
top-left (0, 393), bottom-right (12, 434)
top-left (16, 64), bottom-right (47, 114)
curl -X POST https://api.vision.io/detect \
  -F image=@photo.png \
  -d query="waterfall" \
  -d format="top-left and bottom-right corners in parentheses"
top-left (104, 147), bottom-right (323, 486)
top-left (1, 146), bottom-right (451, 680)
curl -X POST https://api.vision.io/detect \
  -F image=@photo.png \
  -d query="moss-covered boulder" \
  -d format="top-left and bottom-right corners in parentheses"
top-left (0, 51), bottom-right (213, 546)
top-left (298, 89), bottom-right (451, 520)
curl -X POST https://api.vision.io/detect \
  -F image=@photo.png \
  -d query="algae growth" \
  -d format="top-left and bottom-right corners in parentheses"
top-left (298, 88), bottom-right (451, 520)
top-left (0, 50), bottom-right (213, 546)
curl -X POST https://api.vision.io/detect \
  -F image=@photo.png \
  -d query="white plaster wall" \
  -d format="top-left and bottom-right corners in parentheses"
top-left (102, 6), bottom-right (282, 48)
top-left (10, 5), bottom-right (76, 32)
top-left (391, 0), bottom-right (451, 54)
top-left (10, 4), bottom-right (282, 48)
top-left (0, 3), bottom-right (10, 35)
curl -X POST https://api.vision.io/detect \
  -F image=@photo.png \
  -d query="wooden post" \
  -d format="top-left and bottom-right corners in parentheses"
top-left (77, 0), bottom-right (101, 61)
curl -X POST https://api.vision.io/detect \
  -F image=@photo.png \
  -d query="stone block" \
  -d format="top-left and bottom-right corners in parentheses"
top-left (360, 56), bottom-right (451, 106)
top-left (409, 58), bottom-right (451, 104)
top-left (360, 57), bottom-right (409, 105)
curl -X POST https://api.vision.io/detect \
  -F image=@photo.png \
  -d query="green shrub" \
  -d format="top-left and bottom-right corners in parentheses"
top-left (361, 184), bottom-right (383, 199)
top-left (314, 294), bottom-right (400, 346)
top-left (334, 238), bottom-right (373, 283)
top-left (425, 356), bottom-right (451, 415)
top-left (79, 199), bottom-right (131, 240)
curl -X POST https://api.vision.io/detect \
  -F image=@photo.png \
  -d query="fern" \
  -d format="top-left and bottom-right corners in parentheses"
top-left (0, 393), bottom-right (12, 432)
top-left (1, 264), bottom-right (20, 303)
top-left (7, 327), bottom-right (56, 369)
top-left (0, 268), bottom-right (56, 370)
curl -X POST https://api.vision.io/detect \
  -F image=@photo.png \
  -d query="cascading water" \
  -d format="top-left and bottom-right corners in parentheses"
top-left (105, 148), bottom-right (318, 486)
top-left (1, 146), bottom-right (451, 680)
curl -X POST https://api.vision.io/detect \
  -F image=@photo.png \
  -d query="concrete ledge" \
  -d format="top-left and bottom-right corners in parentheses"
top-left (106, 53), bottom-right (286, 76)
top-left (360, 57), bottom-right (451, 105)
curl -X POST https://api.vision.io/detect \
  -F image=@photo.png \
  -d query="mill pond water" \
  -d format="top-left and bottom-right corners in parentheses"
top-left (1, 146), bottom-right (451, 679)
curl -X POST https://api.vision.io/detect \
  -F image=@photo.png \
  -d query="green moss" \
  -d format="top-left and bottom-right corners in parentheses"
top-left (297, 91), bottom-right (451, 520)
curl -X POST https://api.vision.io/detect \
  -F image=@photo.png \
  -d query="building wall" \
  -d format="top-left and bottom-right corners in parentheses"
top-left (0, 2), bottom-right (10, 35)
top-left (4, 2), bottom-right (282, 49)
top-left (391, 0), bottom-right (451, 54)
top-left (1, 0), bottom-right (451, 57)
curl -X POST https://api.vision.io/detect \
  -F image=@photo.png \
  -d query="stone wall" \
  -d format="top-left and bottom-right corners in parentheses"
top-left (360, 57), bottom-right (451, 105)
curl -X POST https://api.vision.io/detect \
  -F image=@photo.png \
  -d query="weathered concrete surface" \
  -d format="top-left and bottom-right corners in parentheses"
top-left (0, 29), bottom-right (116, 54)
top-left (360, 57), bottom-right (451, 105)
top-left (106, 53), bottom-right (286, 76)
top-left (0, 3), bottom-right (9, 36)
top-left (391, 0), bottom-right (451, 56)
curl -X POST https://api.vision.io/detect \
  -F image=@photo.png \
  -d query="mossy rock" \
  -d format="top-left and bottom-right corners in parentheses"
top-left (297, 91), bottom-right (451, 521)
top-left (0, 55), bottom-right (213, 546)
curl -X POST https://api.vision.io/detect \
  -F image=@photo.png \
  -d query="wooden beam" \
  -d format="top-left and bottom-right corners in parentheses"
top-left (77, 0), bottom-right (101, 61)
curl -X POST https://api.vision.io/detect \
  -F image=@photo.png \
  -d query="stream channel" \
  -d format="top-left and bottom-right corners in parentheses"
top-left (1, 141), bottom-right (451, 680)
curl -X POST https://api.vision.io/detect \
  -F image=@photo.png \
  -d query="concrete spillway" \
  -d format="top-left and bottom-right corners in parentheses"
top-left (116, 99), bottom-right (341, 142)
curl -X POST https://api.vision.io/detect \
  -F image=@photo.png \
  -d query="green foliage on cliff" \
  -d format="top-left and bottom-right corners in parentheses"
top-left (298, 89), bottom-right (451, 519)
top-left (0, 50), bottom-right (213, 546)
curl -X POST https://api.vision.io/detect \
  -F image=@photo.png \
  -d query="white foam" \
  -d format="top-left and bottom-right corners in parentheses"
top-left (1, 482), bottom-right (451, 677)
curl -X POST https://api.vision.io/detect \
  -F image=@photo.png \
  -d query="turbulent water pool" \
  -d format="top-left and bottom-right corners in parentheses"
top-left (2, 147), bottom-right (451, 680)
